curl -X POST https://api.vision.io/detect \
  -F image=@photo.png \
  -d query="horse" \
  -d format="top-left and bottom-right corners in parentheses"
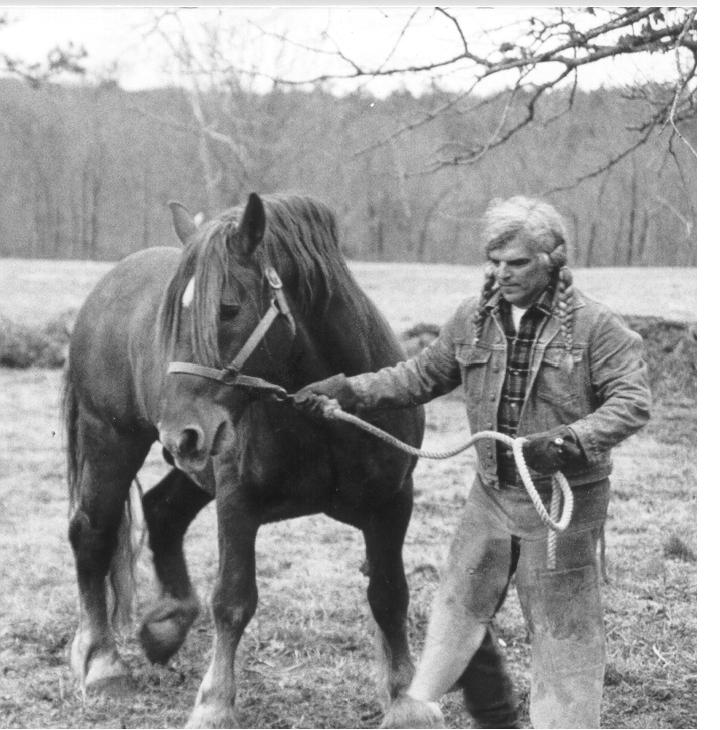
top-left (64, 192), bottom-right (425, 727)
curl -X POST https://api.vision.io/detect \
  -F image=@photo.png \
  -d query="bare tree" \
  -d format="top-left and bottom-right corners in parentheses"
top-left (1, 13), bottom-right (86, 87)
top-left (250, 6), bottom-right (696, 181)
top-left (136, 9), bottom-right (275, 210)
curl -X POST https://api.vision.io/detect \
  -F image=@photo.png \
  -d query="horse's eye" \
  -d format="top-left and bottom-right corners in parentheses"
top-left (219, 304), bottom-right (241, 321)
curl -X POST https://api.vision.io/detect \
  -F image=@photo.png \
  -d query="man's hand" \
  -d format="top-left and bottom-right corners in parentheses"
top-left (292, 374), bottom-right (360, 416)
top-left (522, 426), bottom-right (587, 474)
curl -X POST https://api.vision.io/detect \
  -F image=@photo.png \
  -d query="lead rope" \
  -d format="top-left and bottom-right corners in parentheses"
top-left (319, 401), bottom-right (572, 567)
top-left (167, 350), bottom-right (573, 567)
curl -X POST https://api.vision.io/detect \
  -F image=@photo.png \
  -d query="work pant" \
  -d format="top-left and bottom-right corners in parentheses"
top-left (443, 476), bottom-right (610, 729)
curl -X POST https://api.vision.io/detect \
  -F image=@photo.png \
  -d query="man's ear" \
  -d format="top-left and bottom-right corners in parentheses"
top-left (168, 201), bottom-right (197, 246)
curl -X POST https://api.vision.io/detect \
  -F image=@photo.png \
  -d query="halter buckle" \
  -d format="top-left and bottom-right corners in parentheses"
top-left (220, 366), bottom-right (241, 384)
top-left (265, 267), bottom-right (283, 290)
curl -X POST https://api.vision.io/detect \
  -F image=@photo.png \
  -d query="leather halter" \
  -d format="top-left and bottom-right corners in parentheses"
top-left (167, 266), bottom-right (295, 400)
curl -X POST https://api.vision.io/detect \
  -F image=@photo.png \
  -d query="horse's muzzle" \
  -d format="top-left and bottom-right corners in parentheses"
top-left (159, 423), bottom-right (208, 472)
top-left (158, 419), bottom-right (235, 474)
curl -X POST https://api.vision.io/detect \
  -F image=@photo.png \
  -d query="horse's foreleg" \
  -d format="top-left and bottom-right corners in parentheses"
top-left (185, 481), bottom-right (259, 729)
top-left (140, 469), bottom-right (212, 664)
top-left (362, 483), bottom-right (415, 708)
top-left (68, 418), bottom-right (151, 694)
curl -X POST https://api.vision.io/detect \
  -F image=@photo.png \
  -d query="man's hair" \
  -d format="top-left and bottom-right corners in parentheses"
top-left (480, 196), bottom-right (568, 261)
top-left (473, 196), bottom-right (576, 371)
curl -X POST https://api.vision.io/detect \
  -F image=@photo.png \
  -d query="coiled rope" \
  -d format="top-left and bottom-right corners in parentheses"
top-left (321, 401), bottom-right (573, 567)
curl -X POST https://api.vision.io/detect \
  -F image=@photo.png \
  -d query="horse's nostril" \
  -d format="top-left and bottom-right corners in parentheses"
top-left (177, 427), bottom-right (204, 457)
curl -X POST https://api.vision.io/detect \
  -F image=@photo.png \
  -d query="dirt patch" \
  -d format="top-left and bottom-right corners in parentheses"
top-left (0, 311), bottom-right (698, 407)
top-left (624, 316), bottom-right (696, 403)
top-left (0, 313), bottom-right (73, 368)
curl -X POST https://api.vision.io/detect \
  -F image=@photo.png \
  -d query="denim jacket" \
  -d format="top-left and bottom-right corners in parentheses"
top-left (347, 289), bottom-right (651, 488)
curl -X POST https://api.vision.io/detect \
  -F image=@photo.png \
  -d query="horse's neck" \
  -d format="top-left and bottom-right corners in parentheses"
top-left (291, 292), bottom-right (401, 385)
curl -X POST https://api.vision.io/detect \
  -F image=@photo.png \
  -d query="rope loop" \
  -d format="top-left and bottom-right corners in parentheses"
top-left (168, 348), bottom-right (575, 542)
top-left (325, 405), bottom-right (573, 533)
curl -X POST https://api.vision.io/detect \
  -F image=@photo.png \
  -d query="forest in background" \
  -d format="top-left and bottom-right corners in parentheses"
top-left (0, 77), bottom-right (696, 266)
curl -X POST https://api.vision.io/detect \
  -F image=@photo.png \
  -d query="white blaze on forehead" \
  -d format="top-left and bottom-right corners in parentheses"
top-left (182, 277), bottom-right (196, 308)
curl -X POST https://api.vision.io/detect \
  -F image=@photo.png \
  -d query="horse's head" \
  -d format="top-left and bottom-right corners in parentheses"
top-left (157, 193), bottom-right (298, 474)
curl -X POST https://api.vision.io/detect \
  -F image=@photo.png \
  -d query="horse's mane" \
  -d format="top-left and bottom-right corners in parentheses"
top-left (161, 194), bottom-right (376, 367)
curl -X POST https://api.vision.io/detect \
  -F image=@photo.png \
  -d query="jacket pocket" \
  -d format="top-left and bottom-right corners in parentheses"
top-left (455, 343), bottom-right (492, 367)
top-left (533, 347), bottom-right (585, 427)
top-left (455, 344), bottom-right (494, 412)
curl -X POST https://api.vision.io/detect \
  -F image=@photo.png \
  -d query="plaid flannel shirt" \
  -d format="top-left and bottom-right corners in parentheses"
top-left (344, 284), bottom-right (650, 489)
top-left (495, 284), bottom-right (556, 483)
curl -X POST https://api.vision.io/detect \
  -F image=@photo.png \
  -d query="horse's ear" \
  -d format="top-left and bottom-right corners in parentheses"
top-left (233, 192), bottom-right (266, 256)
top-left (168, 201), bottom-right (197, 246)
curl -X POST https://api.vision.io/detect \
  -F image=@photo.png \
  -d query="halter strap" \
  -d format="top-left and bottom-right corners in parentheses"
top-left (227, 270), bottom-right (294, 372)
top-left (167, 266), bottom-right (295, 398)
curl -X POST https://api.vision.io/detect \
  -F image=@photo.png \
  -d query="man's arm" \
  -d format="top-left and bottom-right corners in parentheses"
top-left (347, 324), bottom-right (461, 411)
top-left (568, 310), bottom-right (652, 463)
top-left (294, 320), bottom-right (462, 413)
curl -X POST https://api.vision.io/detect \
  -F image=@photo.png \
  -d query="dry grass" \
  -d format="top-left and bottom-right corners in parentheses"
top-left (0, 259), bottom-right (111, 327)
top-left (0, 259), bottom-right (696, 728)
top-left (0, 369), bottom-right (696, 729)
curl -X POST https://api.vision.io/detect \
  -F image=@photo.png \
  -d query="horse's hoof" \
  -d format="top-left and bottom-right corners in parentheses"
top-left (139, 598), bottom-right (199, 664)
top-left (84, 653), bottom-right (134, 696)
top-left (185, 704), bottom-right (241, 729)
top-left (380, 695), bottom-right (445, 729)
top-left (84, 672), bottom-right (136, 697)
top-left (71, 633), bottom-right (133, 695)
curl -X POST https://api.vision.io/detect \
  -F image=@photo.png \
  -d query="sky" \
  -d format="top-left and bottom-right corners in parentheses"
top-left (0, 4), bottom-right (695, 96)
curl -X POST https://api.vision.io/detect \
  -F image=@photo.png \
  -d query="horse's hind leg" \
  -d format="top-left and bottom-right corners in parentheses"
top-left (140, 469), bottom-right (212, 664)
top-left (68, 413), bottom-right (151, 693)
top-left (361, 483), bottom-right (415, 708)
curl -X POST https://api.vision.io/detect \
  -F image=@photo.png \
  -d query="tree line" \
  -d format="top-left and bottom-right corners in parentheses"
top-left (0, 77), bottom-right (696, 266)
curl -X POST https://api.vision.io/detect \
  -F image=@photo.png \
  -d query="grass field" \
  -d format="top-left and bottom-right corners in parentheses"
top-left (0, 258), bottom-right (697, 328)
top-left (0, 259), bottom-right (697, 728)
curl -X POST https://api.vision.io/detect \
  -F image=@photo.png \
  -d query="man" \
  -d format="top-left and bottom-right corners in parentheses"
top-left (295, 196), bottom-right (651, 728)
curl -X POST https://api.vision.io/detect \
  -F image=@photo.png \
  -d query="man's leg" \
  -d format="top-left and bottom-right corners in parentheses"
top-left (515, 482), bottom-right (609, 729)
top-left (458, 624), bottom-right (520, 729)
top-left (406, 482), bottom-right (513, 705)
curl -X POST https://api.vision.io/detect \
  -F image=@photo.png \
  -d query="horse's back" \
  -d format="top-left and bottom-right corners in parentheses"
top-left (81, 246), bottom-right (180, 306)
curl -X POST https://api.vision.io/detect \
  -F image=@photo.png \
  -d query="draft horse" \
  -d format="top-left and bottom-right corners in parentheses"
top-left (64, 193), bottom-right (424, 726)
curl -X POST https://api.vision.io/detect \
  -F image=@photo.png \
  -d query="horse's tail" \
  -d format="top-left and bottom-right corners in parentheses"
top-left (63, 372), bottom-right (144, 633)
top-left (63, 372), bottom-right (81, 512)
top-left (108, 481), bottom-right (145, 632)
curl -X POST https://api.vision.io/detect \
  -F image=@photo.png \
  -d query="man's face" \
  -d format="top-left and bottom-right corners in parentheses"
top-left (488, 238), bottom-right (552, 308)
